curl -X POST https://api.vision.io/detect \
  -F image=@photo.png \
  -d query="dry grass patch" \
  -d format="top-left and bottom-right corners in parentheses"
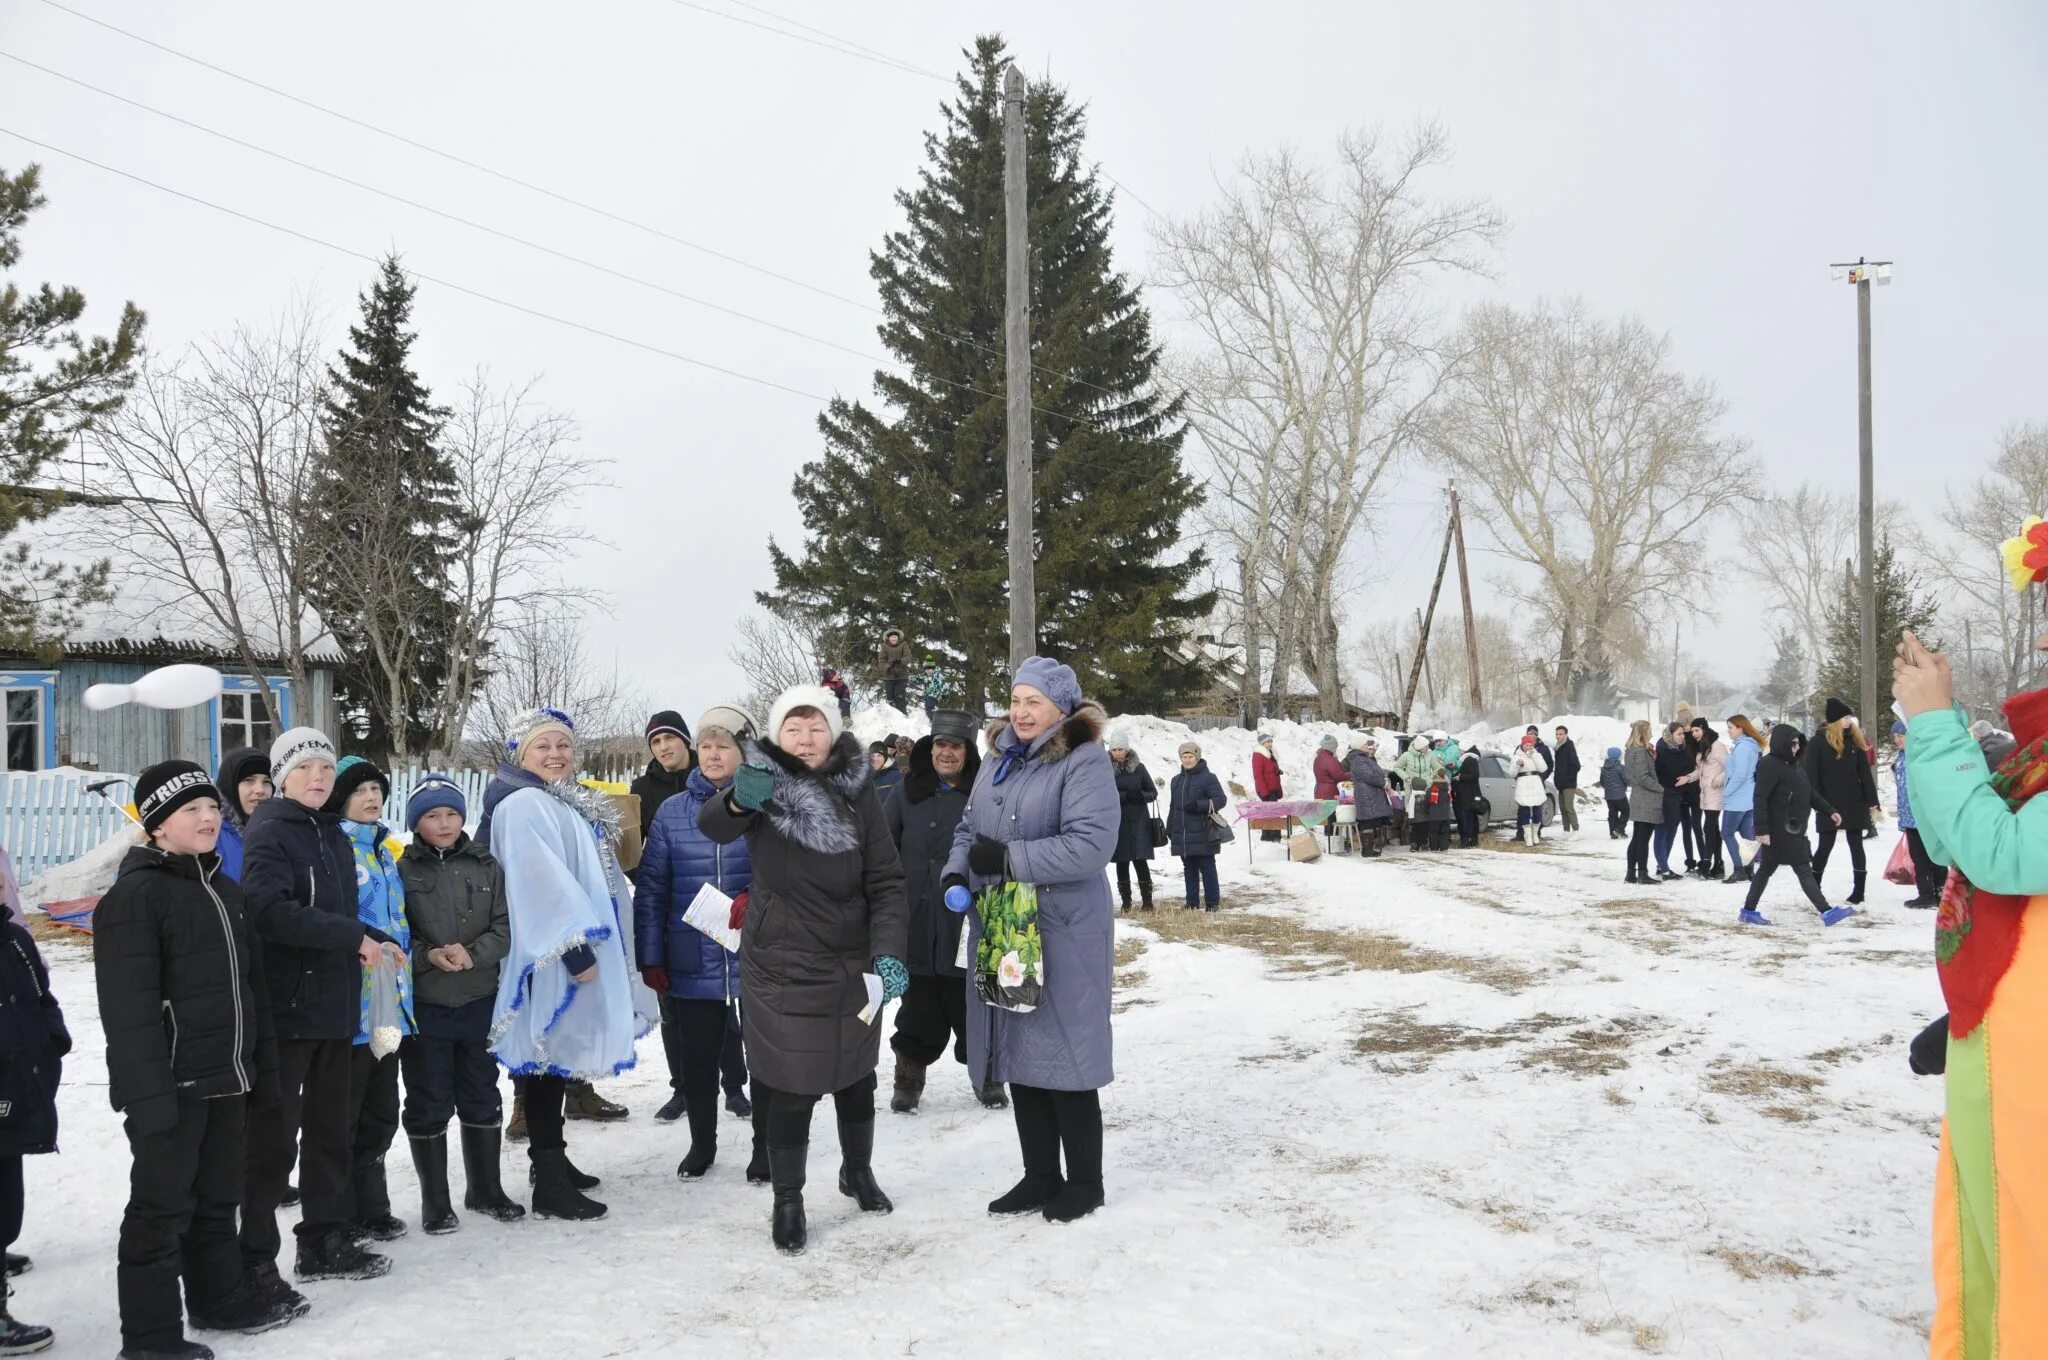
top-left (1708, 1244), bottom-right (1835, 1282)
top-left (1143, 892), bottom-right (1534, 993)
top-left (26, 914), bottom-right (89, 955)
top-left (1704, 1059), bottom-right (1829, 1122)
top-left (1353, 1009), bottom-right (1571, 1073)
top-left (1604, 1084), bottom-right (1633, 1107)
top-left (1239, 1040), bottom-right (1318, 1067)
top-left (1519, 1015), bottom-right (1652, 1078)
top-left (1113, 934), bottom-right (1149, 970)
top-left (1585, 896), bottom-right (1710, 956)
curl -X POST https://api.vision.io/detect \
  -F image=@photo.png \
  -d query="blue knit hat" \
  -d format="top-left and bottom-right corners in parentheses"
top-left (1013, 656), bottom-right (1082, 715)
top-left (1607, 746), bottom-right (1621, 759)
top-left (1891, 719), bottom-right (1908, 737)
top-left (405, 774), bottom-right (467, 831)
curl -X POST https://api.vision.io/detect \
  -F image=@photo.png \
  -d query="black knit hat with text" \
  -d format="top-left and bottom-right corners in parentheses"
top-left (136, 760), bottom-right (220, 835)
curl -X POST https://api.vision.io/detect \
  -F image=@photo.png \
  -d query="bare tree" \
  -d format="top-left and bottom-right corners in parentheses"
top-left (1156, 125), bottom-right (1505, 719)
top-left (1423, 299), bottom-right (1758, 710)
top-left (465, 601), bottom-right (644, 768)
top-left (80, 307), bottom-right (332, 724)
top-left (1944, 422), bottom-right (2048, 705)
top-left (1355, 609), bottom-right (1528, 725)
top-left (1738, 482), bottom-right (1914, 695)
top-left (726, 608), bottom-right (826, 721)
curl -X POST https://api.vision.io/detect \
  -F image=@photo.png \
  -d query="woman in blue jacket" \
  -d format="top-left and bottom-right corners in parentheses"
top-left (636, 705), bottom-right (761, 1184)
top-left (1166, 740), bottom-right (1228, 911)
top-left (212, 746), bottom-right (271, 882)
top-left (1719, 715), bottom-right (1765, 883)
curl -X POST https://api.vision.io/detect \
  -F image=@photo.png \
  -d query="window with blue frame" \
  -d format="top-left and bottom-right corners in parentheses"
top-left (0, 671), bottom-right (56, 771)
top-left (213, 677), bottom-right (291, 772)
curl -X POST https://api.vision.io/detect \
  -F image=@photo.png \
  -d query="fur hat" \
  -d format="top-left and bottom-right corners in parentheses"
top-left (325, 755), bottom-right (388, 818)
top-left (645, 710), bottom-right (692, 748)
top-left (269, 726), bottom-right (336, 787)
top-left (767, 685), bottom-right (844, 745)
top-left (695, 705), bottom-right (758, 744)
top-left (506, 706), bottom-right (575, 761)
top-left (931, 709), bottom-right (979, 747)
top-left (136, 760), bottom-right (219, 836)
top-left (1014, 656), bottom-right (1083, 715)
top-left (405, 774), bottom-right (467, 831)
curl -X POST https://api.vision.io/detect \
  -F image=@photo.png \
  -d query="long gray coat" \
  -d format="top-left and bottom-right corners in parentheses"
top-left (1344, 750), bottom-right (1392, 821)
top-left (945, 702), bottom-right (1118, 1093)
top-left (1623, 745), bottom-right (1665, 824)
top-left (699, 733), bottom-right (908, 1096)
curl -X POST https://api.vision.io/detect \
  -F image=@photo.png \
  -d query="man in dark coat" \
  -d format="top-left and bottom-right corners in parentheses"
top-left (96, 760), bottom-right (301, 1351)
top-left (884, 710), bottom-right (997, 1114)
top-left (1743, 724), bottom-right (1853, 926)
top-left (878, 628), bottom-right (913, 711)
top-left (1552, 726), bottom-right (1581, 833)
top-left (629, 710), bottom-right (694, 841)
top-left (0, 915), bottom-right (66, 1353)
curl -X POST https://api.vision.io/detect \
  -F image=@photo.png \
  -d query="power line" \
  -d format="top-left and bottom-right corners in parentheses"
top-left (656, 0), bottom-right (947, 82)
top-left (25, 0), bottom-right (1130, 402)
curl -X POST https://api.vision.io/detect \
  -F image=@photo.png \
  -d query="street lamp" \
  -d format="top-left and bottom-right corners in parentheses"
top-left (1829, 256), bottom-right (1893, 730)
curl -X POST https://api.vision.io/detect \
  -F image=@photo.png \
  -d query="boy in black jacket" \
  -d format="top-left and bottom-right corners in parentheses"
top-left (96, 760), bottom-right (304, 1359)
top-left (1740, 726), bottom-right (1854, 927)
top-left (0, 916), bottom-right (66, 1354)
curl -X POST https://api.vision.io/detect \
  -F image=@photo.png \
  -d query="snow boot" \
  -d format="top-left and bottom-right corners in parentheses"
top-left (563, 1081), bottom-right (628, 1122)
top-left (0, 1280), bottom-right (51, 1355)
top-left (458, 1123), bottom-right (526, 1222)
top-left (991, 1092), bottom-right (1062, 1215)
top-left (677, 1097), bottom-right (718, 1179)
top-left (891, 1057), bottom-right (926, 1115)
top-left (654, 1091), bottom-right (687, 1123)
top-left (1139, 880), bottom-right (1155, 911)
top-left (977, 1080), bottom-right (1010, 1110)
top-left (2, 1256), bottom-right (27, 1280)
top-left (408, 1132), bottom-right (459, 1235)
top-left (240, 1262), bottom-right (305, 1315)
top-left (769, 1142), bottom-right (809, 1255)
top-left (1905, 894), bottom-right (1939, 909)
top-left (1848, 872), bottom-right (1867, 906)
top-left (1738, 909), bottom-right (1773, 927)
top-left (836, 1117), bottom-right (893, 1214)
top-left (1822, 905), bottom-right (1858, 927)
top-left (526, 1155), bottom-right (599, 1191)
top-left (188, 1279), bottom-right (308, 1336)
top-left (530, 1149), bottom-right (607, 1221)
top-left (506, 1086), bottom-right (528, 1143)
top-left (279, 1183), bottom-right (300, 1207)
top-left (726, 1087), bottom-right (753, 1119)
top-left (1723, 866), bottom-right (1751, 885)
top-left (117, 1346), bottom-right (211, 1360)
top-left (294, 1227), bottom-right (390, 1282)
top-left (747, 1094), bottom-right (771, 1184)
top-left (1043, 1180), bottom-right (1106, 1224)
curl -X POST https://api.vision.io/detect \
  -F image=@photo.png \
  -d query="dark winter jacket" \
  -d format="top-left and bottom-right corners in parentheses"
top-left (1653, 737), bottom-right (1696, 792)
top-left (1344, 750), bottom-right (1391, 821)
top-left (886, 737), bottom-right (981, 978)
top-left (1764, 725), bottom-right (1836, 838)
top-left (1166, 761), bottom-right (1228, 858)
top-left (1454, 751), bottom-right (1484, 814)
top-left (1312, 749), bottom-right (1346, 800)
top-left (1624, 746), bottom-right (1665, 824)
top-left (628, 759), bottom-right (690, 839)
top-left (398, 834), bottom-right (510, 1011)
top-left (94, 847), bottom-right (277, 1134)
top-left (699, 732), bottom-right (908, 1096)
top-left (873, 765), bottom-right (904, 806)
top-left (1599, 753), bottom-right (1629, 803)
top-left (878, 634), bottom-right (913, 681)
top-left (1110, 753), bottom-right (1157, 864)
top-left (1553, 739), bottom-right (1581, 790)
top-left (213, 746), bottom-right (268, 882)
top-left (0, 922), bottom-right (67, 1156)
top-left (240, 796), bottom-right (377, 1043)
top-left (1804, 730), bottom-right (1881, 833)
top-left (1534, 738), bottom-right (1555, 779)
top-left (638, 767), bottom-right (752, 1002)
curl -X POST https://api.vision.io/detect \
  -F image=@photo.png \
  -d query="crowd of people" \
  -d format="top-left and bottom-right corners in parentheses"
top-left (1, 656), bottom-right (1120, 1360)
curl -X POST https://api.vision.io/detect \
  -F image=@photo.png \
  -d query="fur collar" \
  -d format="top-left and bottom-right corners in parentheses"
top-left (1111, 749), bottom-right (1142, 775)
top-left (744, 732), bottom-right (870, 855)
top-left (904, 734), bottom-right (982, 805)
top-left (535, 775), bottom-right (625, 843)
top-left (983, 701), bottom-right (1107, 768)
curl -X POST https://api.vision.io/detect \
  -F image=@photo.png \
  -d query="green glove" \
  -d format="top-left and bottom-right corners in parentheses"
top-left (733, 762), bottom-right (776, 812)
top-left (874, 954), bottom-right (909, 1003)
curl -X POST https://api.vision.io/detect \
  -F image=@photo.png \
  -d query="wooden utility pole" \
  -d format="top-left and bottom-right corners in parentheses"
top-left (1451, 488), bottom-right (1482, 712)
top-left (1398, 508), bottom-right (1457, 730)
top-left (1831, 256), bottom-right (1890, 726)
top-left (1415, 609), bottom-right (1437, 711)
top-left (1003, 65), bottom-right (1036, 670)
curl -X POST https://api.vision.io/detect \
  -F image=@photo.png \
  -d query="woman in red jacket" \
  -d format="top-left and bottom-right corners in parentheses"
top-left (1312, 736), bottom-right (1345, 799)
top-left (1252, 734), bottom-right (1284, 842)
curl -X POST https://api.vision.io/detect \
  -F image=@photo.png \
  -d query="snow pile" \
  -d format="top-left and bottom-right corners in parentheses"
top-left (23, 823), bottom-right (140, 908)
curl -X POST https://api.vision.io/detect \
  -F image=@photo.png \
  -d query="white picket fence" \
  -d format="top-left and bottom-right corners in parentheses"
top-left (1, 762), bottom-right (645, 884)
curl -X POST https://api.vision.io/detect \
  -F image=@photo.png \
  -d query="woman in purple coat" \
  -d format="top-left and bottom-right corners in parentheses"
top-left (944, 657), bottom-right (1118, 1224)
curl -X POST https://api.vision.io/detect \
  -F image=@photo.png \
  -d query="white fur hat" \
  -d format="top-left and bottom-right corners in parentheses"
top-left (767, 685), bottom-right (844, 746)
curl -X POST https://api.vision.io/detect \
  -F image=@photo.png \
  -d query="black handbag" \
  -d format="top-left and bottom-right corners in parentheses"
top-left (1149, 815), bottom-right (1169, 848)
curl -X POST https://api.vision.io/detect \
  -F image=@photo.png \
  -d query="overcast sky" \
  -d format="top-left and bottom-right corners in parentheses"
top-left (5, 0), bottom-right (2044, 717)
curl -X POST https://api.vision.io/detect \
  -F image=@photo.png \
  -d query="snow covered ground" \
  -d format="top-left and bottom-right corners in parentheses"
top-left (23, 807), bottom-right (1940, 1358)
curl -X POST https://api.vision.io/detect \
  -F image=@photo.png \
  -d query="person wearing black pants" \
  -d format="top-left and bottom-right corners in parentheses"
top-left (1742, 723), bottom-right (1851, 926)
top-left (1622, 723), bottom-right (1665, 885)
top-left (655, 1001), bottom-right (750, 1122)
top-left (346, 1048), bottom-right (403, 1237)
top-left (0, 916), bottom-right (66, 1352)
top-left (1806, 700), bottom-right (1881, 904)
top-left (1903, 829), bottom-right (1948, 907)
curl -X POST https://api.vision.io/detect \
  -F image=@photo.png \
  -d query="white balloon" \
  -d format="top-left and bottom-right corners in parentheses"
top-left (83, 663), bottom-right (226, 712)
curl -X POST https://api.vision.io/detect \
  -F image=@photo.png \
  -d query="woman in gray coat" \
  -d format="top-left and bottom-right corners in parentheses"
top-left (944, 657), bottom-right (1118, 1224)
top-left (700, 686), bottom-right (909, 1255)
top-left (1344, 737), bottom-right (1393, 855)
top-left (1622, 720), bottom-right (1666, 885)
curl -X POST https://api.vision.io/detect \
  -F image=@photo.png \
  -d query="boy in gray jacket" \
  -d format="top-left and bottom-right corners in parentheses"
top-left (396, 777), bottom-right (525, 1234)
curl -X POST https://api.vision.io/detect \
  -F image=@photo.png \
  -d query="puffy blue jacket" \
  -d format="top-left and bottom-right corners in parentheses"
top-left (636, 768), bottom-right (749, 1001)
top-left (1722, 734), bottom-right (1761, 814)
top-left (215, 817), bottom-right (247, 883)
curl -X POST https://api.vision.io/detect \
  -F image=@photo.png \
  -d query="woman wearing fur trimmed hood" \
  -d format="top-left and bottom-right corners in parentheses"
top-left (484, 707), bottom-right (657, 1222)
top-left (944, 656), bottom-right (1120, 1225)
top-left (699, 685), bottom-right (910, 1256)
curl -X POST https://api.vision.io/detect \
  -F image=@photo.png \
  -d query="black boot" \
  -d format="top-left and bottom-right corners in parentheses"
top-left (350, 1155), bottom-right (406, 1242)
top-left (977, 1080), bottom-right (1010, 1110)
top-left (1848, 871), bottom-right (1867, 905)
top-left (458, 1124), bottom-right (526, 1222)
top-left (526, 1156), bottom-right (600, 1191)
top-left (1043, 1094), bottom-right (1106, 1223)
top-left (677, 1098), bottom-right (718, 1179)
top-left (769, 1142), bottom-right (808, 1255)
top-left (529, 1149), bottom-right (607, 1221)
top-left (836, 1117), bottom-right (893, 1214)
top-left (0, 1279), bottom-right (52, 1355)
top-left (188, 1277), bottom-right (309, 1335)
top-left (1139, 878), bottom-right (1154, 911)
top-left (407, 1133), bottom-right (459, 1235)
top-left (989, 1087), bottom-right (1063, 1214)
top-left (117, 1346), bottom-right (212, 1360)
top-left (890, 1057), bottom-right (926, 1115)
top-left (294, 1227), bottom-right (390, 1282)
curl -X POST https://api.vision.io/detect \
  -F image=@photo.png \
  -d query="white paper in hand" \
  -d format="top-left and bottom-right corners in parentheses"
top-left (857, 972), bottom-right (885, 1026)
top-left (683, 883), bottom-right (741, 952)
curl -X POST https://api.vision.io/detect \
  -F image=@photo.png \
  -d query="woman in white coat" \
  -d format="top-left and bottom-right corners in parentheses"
top-left (1511, 732), bottom-right (1550, 844)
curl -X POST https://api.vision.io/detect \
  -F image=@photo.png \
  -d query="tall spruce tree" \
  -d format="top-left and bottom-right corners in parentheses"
top-left (1816, 531), bottom-right (1941, 724)
top-left (764, 36), bottom-right (1212, 712)
top-left (309, 255), bottom-right (466, 756)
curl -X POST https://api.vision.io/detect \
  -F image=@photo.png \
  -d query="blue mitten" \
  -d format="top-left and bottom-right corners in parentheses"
top-left (874, 954), bottom-right (909, 1003)
top-left (732, 762), bottom-right (776, 811)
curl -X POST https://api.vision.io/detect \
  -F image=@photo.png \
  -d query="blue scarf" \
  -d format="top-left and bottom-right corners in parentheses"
top-left (991, 740), bottom-right (1034, 786)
